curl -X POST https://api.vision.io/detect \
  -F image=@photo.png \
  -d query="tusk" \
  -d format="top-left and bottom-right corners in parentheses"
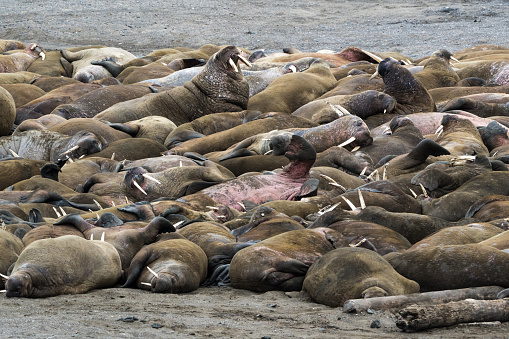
top-left (409, 188), bottom-right (418, 198)
top-left (141, 282), bottom-right (152, 287)
top-left (101, 232), bottom-right (105, 242)
top-left (369, 70), bottom-right (379, 80)
top-left (320, 174), bottom-right (346, 192)
top-left (358, 190), bottom-right (366, 209)
top-left (351, 146), bottom-right (360, 152)
top-left (125, 196), bottom-right (131, 205)
top-left (319, 202), bottom-right (342, 215)
top-left (238, 54), bottom-right (252, 67)
top-left (143, 173), bottom-right (162, 185)
top-left (0, 272), bottom-right (9, 280)
top-left (40, 51), bottom-right (46, 60)
top-left (207, 206), bottom-right (220, 211)
top-left (450, 56), bottom-right (460, 64)
top-left (90, 233), bottom-right (94, 241)
top-left (95, 213), bottom-right (100, 219)
top-left (366, 169), bottom-right (378, 181)
top-left (93, 199), bottom-right (103, 210)
top-left (179, 161), bottom-right (182, 167)
top-left (132, 180), bottom-right (147, 195)
top-left (61, 145), bottom-right (79, 156)
top-left (237, 201), bottom-right (246, 211)
top-left (382, 165), bottom-right (387, 181)
top-left (59, 206), bottom-right (67, 216)
top-left (111, 152), bottom-right (115, 160)
top-left (360, 166), bottom-right (368, 176)
top-left (173, 220), bottom-right (186, 228)
top-left (53, 207), bottom-right (62, 218)
top-left (349, 238), bottom-right (367, 247)
top-left (111, 201), bottom-right (116, 207)
top-left (419, 183), bottom-right (429, 198)
top-left (228, 57), bottom-right (239, 72)
top-left (435, 125), bottom-right (444, 135)
top-left (383, 108), bottom-right (387, 114)
top-left (9, 149), bottom-right (19, 157)
top-left (67, 157), bottom-right (74, 163)
top-left (338, 137), bottom-right (356, 148)
top-left (288, 65), bottom-right (297, 73)
top-left (406, 59), bottom-right (412, 65)
top-left (401, 59), bottom-right (409, 65)
top-left (375, 170), bottom-right (380, 181)
top-left (341, 196), bottom-right (357, 211)
top-left (382, 126), bottom-right (391, 134)
top-left (360, 49), bottom-right (383, 63)
top-left (264, 149), bottom-right (273, 155)
top-left (147, 266), bottom-right (159, 278)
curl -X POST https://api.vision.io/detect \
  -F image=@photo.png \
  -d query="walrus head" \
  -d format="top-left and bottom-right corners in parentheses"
top-left (5, 272), bottom-right (33, 298)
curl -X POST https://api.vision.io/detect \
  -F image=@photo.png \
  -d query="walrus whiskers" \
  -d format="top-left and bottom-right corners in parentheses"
top-left (341, 196), bottom-right (357, 211)
top-left (132, 181), bottom-right (147, 195)
top-left (147, 266), bottom-right (159, 278)
top-left (338, 137), bottom-right (356, 148)
top-left (142, 173), bottom-right (162, 185)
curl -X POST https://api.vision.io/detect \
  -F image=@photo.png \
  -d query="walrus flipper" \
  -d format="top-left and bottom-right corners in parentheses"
top-left (294, 178), bottom-right (319, 200)
top-left (411, 168), bottom-right (453, 192)
top-left (121, 249), bottom-right (152, 288)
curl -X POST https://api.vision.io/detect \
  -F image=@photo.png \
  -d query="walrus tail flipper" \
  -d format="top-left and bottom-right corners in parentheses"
top-left (54, 213), bottom-right (95, 233)
top-left (90, 60), bottom-right (124, 77)
top-left (107, 123), bottom-right (140, 137)
top-left (219, 148), bottom-right (257, 161)
top-left (407, 139), bottom-right (450, 164)
top-left (28, 208), bottom-right (43, 224)
top-left (40, 163), bottom-right (61, 181)
top-left (59, 57), bottom-right (73, 77)
top-left (121, 249), bottom-right (152, 288)
top-left (411, 168), bottom-right (453, 192)
top-left (293, 178), bottom-right (319, 200)
top-left (465, 195), bottom-right (509, 219)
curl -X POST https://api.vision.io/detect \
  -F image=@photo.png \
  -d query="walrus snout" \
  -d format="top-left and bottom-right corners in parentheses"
top-left (5, 274), bottom-right (29, 298)
top-left (151, 273), bottom-right (178, 293)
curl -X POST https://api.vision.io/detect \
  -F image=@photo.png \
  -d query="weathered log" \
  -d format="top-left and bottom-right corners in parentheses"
top-left (396, 298), bottom-right (509, 332)
top-left (343, 286), bottom-right (504, 313)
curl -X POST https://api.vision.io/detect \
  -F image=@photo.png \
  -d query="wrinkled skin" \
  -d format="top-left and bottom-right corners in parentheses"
top-left (5, 235), bottom-right (121, 298)
top-left (0, 130), bottom-right (106, 162)
top-left (94, 46), bottom-right (250, 125)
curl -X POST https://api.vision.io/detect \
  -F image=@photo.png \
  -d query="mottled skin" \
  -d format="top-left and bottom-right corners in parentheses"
top-left (55, 214), bottom-right (174, 270)
top-left (0, 43), bottom-right (45, 73)
top-left (94, 46), bottom-right (250, 125)
top-left (303, 247), bottom-right (419, 307)
top-left (374, 57), bottom-right (436, 114)
top-left (180, 135), bottom-right (319, 211)
top-left (0, 130), bottom-right (106, 162)
top-left (122, 238), bottom-right (208, 293)
top-left (229, 228), bottom-right (345, 292)
top-left (386, 244), bottom-right (509, 291)
top-left (5, 235), bottom-right (121, 297)
top-left (292, 90), bottom-right (396, 123)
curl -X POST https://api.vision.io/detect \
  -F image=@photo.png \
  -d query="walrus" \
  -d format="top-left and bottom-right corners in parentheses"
top-left (371, 57), bottom-right (436, 114)
top-left (178, 134), bottom-right (320, 212)
top-left (121, 237), bottom-right (208, 293)
top-left (303, 247), bottom-right (420, 307)
top-left (94, 46), bottom-right (251, 125)
top-left (0, 83), bottom-right (46, 108)
top-left (0, 229), bottom-right (24, 289)
top-left (385, 243), bottom-right (509, 292)
top-left (5, 235), bottom-right (121, 297)
top-left (291, 90), bottom-right (396, 123)
top-left (0, 43), bottom-right (46, 73)
top-left (414, 49), bottom-right (461, 89)
top-left (229, 227), bottom-right (345, 292)
top-left (435, 114), bottom-right (489, 156)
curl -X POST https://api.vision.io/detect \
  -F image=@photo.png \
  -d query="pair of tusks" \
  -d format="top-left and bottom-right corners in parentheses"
top-left (132, 173), bottom-right (161, 196)
top-left (365, 165), bottom-right (387, 181)
top-left (53, 206), bottom-right (67, 218)
top-left (435, 124), bottom-right (444, 138)
top-left (228, 54), bottom-right (252, 72)
top-left (237, 201), bottom-right (246, 211)
top-left (320, 174), bottom-right (346, 193)
top-left (326, 102), bottom-right (351, 117)
top-left (206, 206), bottom-right (228, 220)
top-left (341, 189), bottom-right (366, 211)
top-left (29, 43), bottom-right (46, 60)
top-left (140, 266), bottom-right (159, 287)
top-left (338, 136), bottom-right (357, 149)
top-left (408, 184), bottom-right (429, 198)
top-left (61, 145), bottom-right (80, 157)
top-left (317, 202), bottom-right (341, 215)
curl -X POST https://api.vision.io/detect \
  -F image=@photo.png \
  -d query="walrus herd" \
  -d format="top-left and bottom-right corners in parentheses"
top-left (1, 39), bottom-right (509, 329)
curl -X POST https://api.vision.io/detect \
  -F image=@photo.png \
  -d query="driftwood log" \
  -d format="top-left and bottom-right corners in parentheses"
top-left (343, 286), bottom-right (504, 313)
top-left (396, 298), bottom-right (509, 332)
